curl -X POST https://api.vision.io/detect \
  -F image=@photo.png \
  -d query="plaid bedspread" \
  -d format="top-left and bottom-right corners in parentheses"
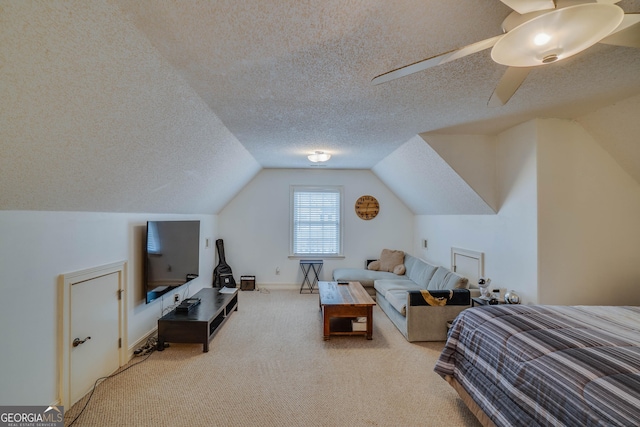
top-left (434, 305), bottom-right (640, 427)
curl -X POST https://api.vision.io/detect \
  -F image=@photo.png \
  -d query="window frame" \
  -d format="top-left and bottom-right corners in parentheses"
top-left (289, 185), bottom-right (344, 258)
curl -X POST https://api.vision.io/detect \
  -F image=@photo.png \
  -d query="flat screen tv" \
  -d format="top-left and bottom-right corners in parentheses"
top-left (145, 220), bottom-right (200, 304)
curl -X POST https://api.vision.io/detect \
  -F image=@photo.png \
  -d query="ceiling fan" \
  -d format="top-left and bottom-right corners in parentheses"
top-left (372, 0), bottom-right (640, 106)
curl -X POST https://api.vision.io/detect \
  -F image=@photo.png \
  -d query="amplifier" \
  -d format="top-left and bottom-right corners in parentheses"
top-left (240, 275), bottom-right (255, 291)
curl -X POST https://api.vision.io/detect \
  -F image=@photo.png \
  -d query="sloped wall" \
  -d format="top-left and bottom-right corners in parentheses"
top-left (537, 119), bottom-right (640, 305)
top-left (424, 133), bottom-right (498, 212)
top-left (373, 134), bottom-right (495, 215)
top-left (577, 93), bottom-right (640, 185)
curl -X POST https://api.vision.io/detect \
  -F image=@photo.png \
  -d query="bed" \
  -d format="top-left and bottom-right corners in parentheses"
top-left (434, 305), bottom-right (640, 427)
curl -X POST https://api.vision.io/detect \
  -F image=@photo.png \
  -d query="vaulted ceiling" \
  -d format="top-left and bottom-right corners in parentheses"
top-left (1, 0), bottom-right (639, 214)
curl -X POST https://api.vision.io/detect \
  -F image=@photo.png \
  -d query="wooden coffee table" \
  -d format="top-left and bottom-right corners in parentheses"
top-left (318, 281), bottom-right (376, 340)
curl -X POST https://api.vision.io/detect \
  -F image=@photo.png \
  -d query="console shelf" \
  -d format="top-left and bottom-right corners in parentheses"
top-left (157, 287), bottom-right (238, 352)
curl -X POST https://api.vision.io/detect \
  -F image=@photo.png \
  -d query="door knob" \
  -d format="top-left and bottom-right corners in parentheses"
top-left (72, 336), bottom-right (91, 347)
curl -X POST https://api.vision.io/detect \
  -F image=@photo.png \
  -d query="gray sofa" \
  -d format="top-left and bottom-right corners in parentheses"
top-left (333, 254), bottom-right (474, 341)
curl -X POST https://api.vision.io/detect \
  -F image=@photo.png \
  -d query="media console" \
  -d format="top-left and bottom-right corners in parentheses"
top-left (157, 287), bottom-right (238, 352)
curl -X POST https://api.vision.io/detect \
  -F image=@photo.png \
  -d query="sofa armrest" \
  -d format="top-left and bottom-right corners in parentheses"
top-left (408, 289), bottom-right (470, 307)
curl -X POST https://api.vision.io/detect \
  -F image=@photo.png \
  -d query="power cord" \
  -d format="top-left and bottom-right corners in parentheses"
top-left (181, 283), bottom-right (191, 300)
top-left (160, 283), bottom-right (192, 316)
top-left (67, 336), bottom-right (158, 426)
top-left (133, 336), bottom-right (158, 356)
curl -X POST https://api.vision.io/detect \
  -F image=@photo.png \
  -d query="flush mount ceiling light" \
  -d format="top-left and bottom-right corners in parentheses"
top-left (372, 0), bottom-right (639, 106)
top-left (308, 151), bottom-right (331, 162)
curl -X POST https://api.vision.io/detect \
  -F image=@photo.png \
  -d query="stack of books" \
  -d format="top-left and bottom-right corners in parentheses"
top-left (352, 317), bottom-right (367, 331)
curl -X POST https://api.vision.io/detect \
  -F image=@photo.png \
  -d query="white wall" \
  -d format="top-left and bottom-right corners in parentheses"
top-left (0, 211), bottom-right (216, 406)
top-left (414, 121), bottom-right (539, 303)
top-left (217, 169), bottom-right (414, 287)
top-left (537, 119), bottom-right (640, 305)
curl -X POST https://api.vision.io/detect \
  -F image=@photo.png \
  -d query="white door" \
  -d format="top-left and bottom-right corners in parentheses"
top-left (70, 272), bottom-right (121, 405)
top-left (451, 247), bottom-right (484, 287)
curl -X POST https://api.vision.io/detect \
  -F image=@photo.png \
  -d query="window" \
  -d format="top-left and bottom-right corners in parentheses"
top-left (291, 186), bottom-right (343, 256)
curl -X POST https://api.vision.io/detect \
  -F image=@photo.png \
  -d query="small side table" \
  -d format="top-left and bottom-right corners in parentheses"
top-left (471, 297), bottom-right (505, 307)
top-left (299, 260), bottom-right (323, 294)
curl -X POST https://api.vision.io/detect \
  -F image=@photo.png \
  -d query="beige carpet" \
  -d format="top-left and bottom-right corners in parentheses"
top-left (65, 289), bottom-right (481, 426)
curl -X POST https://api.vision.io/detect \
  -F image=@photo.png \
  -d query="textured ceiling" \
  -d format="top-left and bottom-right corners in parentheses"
top-left (1, 0), bottom-right (640, 214)
top-left (0, 0), bottom-right (260, 214)
top-left (116, 0), bottom-right (640, 168)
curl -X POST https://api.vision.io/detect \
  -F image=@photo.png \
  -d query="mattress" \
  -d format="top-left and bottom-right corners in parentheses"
top-left (434, 305), bottom-right (640, 427)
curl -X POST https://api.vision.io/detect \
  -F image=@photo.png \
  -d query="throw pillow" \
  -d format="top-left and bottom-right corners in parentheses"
top-left (393, 264), bottom-right (406, 275)
top-left (378, 249), bottom-right (405, 274)
top-left (367, 260), bottom-right (381, 271)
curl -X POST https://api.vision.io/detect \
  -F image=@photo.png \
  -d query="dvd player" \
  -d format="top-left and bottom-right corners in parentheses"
top-left (175, 297), bottom-right (201, 313)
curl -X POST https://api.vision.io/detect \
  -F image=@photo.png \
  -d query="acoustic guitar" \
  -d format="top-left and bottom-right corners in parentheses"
top-left (213, 239), bottom-right (236, 288)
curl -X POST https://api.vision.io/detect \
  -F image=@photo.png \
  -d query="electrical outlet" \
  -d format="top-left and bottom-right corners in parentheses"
top-left (275, 267), bottom-right (280, 275)
top-left (174, 293), bottom-right (179, 303)
top-left (422, 239), bottom-right (428, 249)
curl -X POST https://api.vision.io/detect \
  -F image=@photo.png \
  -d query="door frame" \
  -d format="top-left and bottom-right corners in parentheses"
top-left (451, 247), bottom-right (484, 283)
top-left (58, 261), bottom-right (127, 407)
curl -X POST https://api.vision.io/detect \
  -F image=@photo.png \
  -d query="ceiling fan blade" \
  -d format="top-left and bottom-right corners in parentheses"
top-left (371, 50), bottom-right (456, 85)
top-left (599, 13), bottom-right (640, 48)
top-left (372, 35), bottom-right (502, 86)
top-left (487, 67), bottom-right (531, 107)
top-left (439, 35), bottom-right (503, 65)
top-left (499, 0), bottom-right (554, 14)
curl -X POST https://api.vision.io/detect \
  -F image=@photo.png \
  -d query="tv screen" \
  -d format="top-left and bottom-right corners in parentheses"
top-left (145, 220), bottom-right (200, 304)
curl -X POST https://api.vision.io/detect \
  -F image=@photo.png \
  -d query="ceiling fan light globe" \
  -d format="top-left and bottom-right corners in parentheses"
top-left (491, 4), bottom-right (624, 67)
top-left (533, 32), bottom-right (551, 46)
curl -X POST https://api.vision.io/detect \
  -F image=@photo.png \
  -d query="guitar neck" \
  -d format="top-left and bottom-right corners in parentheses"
top-left (216, 240), bottom-right (226, 262)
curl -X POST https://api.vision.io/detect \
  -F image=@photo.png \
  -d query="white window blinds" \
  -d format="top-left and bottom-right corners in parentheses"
top-left (291, 186), bottom-right (342, 256)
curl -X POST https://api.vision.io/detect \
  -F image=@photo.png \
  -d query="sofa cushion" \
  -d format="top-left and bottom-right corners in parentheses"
top-left (427, 267), bottom-right (469, 290)
top-left (404, 255), bottom-right (438, 288)
top-left (385, 289), bottom-right (409, 316)
top-left (374, 279), bottom-right (420, 298)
